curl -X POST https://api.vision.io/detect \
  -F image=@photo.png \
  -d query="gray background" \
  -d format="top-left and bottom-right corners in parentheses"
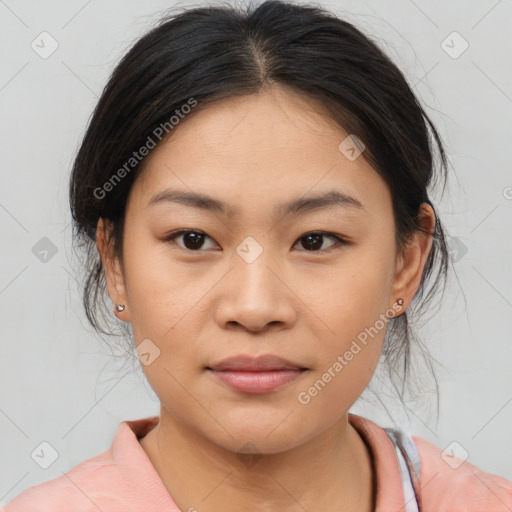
top-left (1, 0), bottom-right (511, 504)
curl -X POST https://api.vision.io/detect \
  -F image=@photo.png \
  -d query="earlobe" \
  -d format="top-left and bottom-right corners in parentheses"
top-left (389, 203), bottom-right (435, 312)
top-left (96, 217), bottom-right (130, 320)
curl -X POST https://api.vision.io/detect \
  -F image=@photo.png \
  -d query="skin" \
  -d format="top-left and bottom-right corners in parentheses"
top-left (97, 85), bottom-right (435, 512)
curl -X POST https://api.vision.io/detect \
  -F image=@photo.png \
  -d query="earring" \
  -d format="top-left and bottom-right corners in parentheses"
top-left (396, 298), bottom-right (404, 307)
top-left (114, 304), bottom-right (125, 312)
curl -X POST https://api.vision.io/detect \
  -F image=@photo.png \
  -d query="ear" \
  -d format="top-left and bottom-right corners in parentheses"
top-left (96, 217), bottom-right (131, 322)
top-left (389, 203), bottom-right (435, 313)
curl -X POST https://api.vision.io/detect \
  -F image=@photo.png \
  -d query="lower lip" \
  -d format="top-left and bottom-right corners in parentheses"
top-left (207, 369), bottom-right (306, 393)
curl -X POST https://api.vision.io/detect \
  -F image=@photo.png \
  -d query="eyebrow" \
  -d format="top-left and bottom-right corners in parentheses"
top-left (145, 188), bottom-right (365, 217)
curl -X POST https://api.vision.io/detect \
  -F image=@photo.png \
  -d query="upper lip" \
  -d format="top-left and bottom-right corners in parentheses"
top-left (207, 355), bottom-right (307, 372)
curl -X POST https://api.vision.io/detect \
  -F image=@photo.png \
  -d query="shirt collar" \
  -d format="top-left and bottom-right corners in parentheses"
top-left (112, 413), bottom-right (406, 511)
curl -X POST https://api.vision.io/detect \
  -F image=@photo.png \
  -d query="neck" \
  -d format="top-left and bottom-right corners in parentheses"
top-left (139, 408), bottom-right (375, 512)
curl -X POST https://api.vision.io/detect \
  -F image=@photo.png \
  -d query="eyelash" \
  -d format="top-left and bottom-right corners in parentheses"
top-left (163, 229), bottom-right (347, 253)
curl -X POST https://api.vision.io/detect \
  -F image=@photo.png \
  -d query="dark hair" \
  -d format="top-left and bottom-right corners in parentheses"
top-left (69, 0), bottom-right (451, 415)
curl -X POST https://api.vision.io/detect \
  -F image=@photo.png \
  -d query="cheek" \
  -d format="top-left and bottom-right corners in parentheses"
top-left (296, 295), bottom-right (388, 422)
top-left (121, 235), bottom-right (201, 339)
top-left (301, 250), bottom-right (393, 396)
top-left (309, 252), bottom-right (394, 339)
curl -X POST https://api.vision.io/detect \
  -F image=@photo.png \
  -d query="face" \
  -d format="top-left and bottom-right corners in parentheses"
top-left (98, 85), bottom-right (432, 454)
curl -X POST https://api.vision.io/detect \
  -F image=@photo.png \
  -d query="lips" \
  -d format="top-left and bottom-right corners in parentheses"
top-left (206, 354), bottom-right (307, 372)
top-left (206, 355), bottom-right (308, 393)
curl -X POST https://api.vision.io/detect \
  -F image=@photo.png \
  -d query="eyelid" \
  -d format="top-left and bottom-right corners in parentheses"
top-left (163, 229), bottom-right (347, 252)
top-left (295, 231), bottom-right (347, 252)
top-left (164, 229), bottom-right (220, 250)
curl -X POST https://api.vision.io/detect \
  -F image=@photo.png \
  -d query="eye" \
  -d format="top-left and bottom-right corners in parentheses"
top-left (164, 229), bottom-right (346, 253)
top-left (293, 231), bottom-right (345, 252)
top-left (164, 229), bottom-right (219, 251)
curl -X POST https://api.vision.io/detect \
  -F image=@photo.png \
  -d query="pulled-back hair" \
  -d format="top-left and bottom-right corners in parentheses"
top-left (69, 0), bottom-right (451, 413)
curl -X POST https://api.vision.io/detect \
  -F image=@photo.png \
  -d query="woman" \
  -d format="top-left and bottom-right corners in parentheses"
top-left (3, 0), bottom-right (511, 510)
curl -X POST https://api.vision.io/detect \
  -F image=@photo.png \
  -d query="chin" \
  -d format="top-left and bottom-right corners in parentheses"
top-left (202, 418), bottom-right (314, 456)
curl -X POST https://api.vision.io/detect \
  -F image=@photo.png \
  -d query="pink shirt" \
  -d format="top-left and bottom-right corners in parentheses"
top-left (2, 413), bottom-right (511, 511)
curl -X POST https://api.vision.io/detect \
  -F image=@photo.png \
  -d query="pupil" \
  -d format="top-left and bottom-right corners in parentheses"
top-left (184, 232), bottom-right (204, 250)
top-left (304, 234), bottom-right (322, 251)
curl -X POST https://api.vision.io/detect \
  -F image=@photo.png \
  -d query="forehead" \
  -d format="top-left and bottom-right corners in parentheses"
top-left (129, 86), bottom-right (391, 219)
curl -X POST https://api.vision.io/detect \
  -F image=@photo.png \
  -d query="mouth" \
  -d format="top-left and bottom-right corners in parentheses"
top-left (206, 368), bottom-right (308, 394)
top-left (205, 354), bottom-right (309, 394)
top-left (206, 354), bottom-right (308, 372)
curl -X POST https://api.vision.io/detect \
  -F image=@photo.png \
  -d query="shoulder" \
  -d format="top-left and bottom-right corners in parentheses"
top-left (1, 450), bottom-right (124, 512)
top-left (349, 413), bottom-right (512, 511)
top-left (411, 434), bottom-right (512, 511)
top-left (1, 416), bottom-right (171, 512)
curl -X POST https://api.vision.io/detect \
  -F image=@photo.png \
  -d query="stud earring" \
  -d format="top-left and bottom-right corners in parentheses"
top-left (396, 298), bottom-right (404, 307)
top-left (114, 304), bottom-right (125, 312)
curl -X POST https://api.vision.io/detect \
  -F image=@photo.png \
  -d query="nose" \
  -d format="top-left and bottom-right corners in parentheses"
top-left (214, 248), bottom-right (297, 333)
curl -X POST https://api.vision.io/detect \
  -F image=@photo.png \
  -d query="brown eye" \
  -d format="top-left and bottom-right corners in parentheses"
top-left (164, 229), bottom-right (346, 253)
top-left (165, 230), bottom-right (218, 251)
top-left (294, 232), bottom-right (345, 252)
